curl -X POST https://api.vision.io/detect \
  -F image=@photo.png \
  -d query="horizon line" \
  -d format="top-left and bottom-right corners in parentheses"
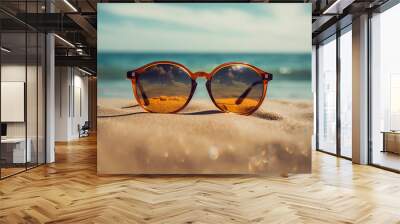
top-left (97, 51), bottom-right (311, 54)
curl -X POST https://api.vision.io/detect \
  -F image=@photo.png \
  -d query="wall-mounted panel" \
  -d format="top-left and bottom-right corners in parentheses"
top-left (1, 82), bottom-right (25, 122)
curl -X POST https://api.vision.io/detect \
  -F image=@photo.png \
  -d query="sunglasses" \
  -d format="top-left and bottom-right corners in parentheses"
top-left (126, 61), bottom-right (273, 115)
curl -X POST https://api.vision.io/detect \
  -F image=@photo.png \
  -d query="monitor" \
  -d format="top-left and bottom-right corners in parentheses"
top-left (1, 123), bottom-right (7, 137)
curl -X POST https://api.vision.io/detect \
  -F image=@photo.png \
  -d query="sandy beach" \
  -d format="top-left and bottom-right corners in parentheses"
top-left (97, 98), bottom-right (313, 175)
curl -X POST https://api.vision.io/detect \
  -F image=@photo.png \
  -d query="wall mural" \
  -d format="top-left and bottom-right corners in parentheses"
top-left (97, 3), bottom-right (312, 174)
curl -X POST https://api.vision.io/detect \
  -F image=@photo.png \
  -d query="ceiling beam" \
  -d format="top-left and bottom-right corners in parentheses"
top-left (13, 13), bottom-right (83, 32)
top-left (67, 13), bottom-right (97, 46)
top-left (322, 0), bottom-right (356, 14)
top-left (55, 55), bottom-right (96, 71)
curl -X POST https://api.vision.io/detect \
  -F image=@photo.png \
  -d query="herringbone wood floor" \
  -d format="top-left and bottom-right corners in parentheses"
top-left (1, 135), bottom-right (400, 224)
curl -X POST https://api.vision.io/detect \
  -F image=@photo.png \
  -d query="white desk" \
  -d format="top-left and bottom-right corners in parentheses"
top-left (1, 138), bottom-right (31, 163)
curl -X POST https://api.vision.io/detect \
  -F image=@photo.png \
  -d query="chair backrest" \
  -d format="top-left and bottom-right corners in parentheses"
top-left (82, 121), bottom-right (90, 129)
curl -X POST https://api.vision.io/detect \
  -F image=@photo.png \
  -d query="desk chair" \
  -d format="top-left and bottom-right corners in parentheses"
top-left (79, 121), bottom-right (90, 138)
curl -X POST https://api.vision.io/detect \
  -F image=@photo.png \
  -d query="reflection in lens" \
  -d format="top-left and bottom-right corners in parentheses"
top-left (135, 63), bottom-right (193, 113)
top-left (210, 65), bottom-right (264, 114)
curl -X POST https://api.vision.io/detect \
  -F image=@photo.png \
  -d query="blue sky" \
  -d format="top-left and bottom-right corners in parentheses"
top-left (98, 3), bottom-right (311, 53)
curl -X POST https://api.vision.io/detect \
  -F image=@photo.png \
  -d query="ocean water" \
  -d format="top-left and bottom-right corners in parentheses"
top-left (98, 52), bottom-right (312, 100)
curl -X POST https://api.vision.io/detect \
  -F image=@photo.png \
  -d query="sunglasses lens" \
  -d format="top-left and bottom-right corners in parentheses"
top-left (210, 65), bottom-right (265, 114)
top-left (135, 63), bottom-right (193, 113)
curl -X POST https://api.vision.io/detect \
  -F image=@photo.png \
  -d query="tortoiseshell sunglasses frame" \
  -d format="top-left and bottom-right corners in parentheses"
top-left (126, 61), bottom-right (273, 115)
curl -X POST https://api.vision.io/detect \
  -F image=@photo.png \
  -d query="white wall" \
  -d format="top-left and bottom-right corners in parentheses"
top-left (55, 67), bottom-right (89, 141)
top-left (55, 67), bottom-right (69, 141)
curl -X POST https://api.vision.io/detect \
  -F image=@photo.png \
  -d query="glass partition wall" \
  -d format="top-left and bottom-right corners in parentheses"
top-left (317, 35), bottom-right (337, 155)
top-left (0, 2), bottom-right (46, 179)
top-left (316, 26), bottom-right (352, 159)
top-left (370, 3), bottom-right (400, 171)
top-left (0, 30), bottom-right (27, 177)
top-left (339, 27), bottom-right (352, 159)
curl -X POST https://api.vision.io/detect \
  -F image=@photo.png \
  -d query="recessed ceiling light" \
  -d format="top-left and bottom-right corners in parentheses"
top-left (1, 47), bottom-right (11, 53)
top-left (78, 67), bottom-right (93, 76)
top-left (322, 0), bottom-right (354, 15)
top-left (63, 0), bottom-right (78, 12)
top-left (54, 34), bottom-right (75, 48)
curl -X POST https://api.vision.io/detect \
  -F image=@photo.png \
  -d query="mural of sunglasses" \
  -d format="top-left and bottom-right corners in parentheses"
top-left (126, 61), bottom-right (273, 115)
